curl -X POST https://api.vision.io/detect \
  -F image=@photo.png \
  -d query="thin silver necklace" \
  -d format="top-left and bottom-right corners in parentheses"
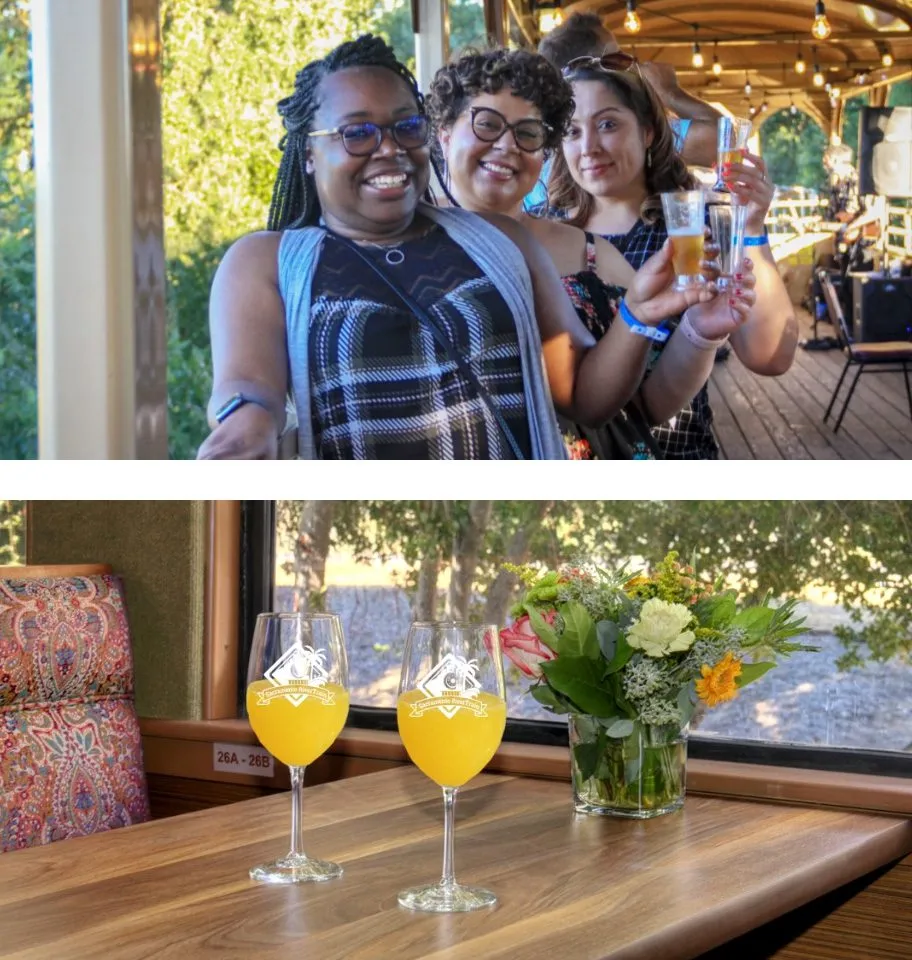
top-left (319, 218), bottom-right (433, 266)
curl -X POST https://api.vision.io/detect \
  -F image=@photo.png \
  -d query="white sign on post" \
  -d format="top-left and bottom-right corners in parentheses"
top-left (213, 742), bottom-right (274, 777)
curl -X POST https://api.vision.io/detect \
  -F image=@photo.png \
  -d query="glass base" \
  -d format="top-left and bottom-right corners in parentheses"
top-left (398, 881), bottom-right (497, 913)
top-left (574, 795), bottom-right (685, 819)
top-left (674, 275), bottom-right (706, 290)
top-left (249, 854), bottom-right (343, 884)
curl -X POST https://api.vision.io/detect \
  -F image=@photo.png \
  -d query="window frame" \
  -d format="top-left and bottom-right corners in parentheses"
top-left (240, 500), bottom-right (912, 781)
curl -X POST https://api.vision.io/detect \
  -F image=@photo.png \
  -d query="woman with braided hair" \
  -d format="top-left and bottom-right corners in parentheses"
top-left (197, 35), bottom-right (744, 460)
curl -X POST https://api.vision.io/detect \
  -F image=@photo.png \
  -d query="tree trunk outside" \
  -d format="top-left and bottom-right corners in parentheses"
top-left (292, 501), bottom-right (335, 612)
top-left (413, 550), bottom-right (441, 621)
top-left (484, 501), bottom-right (555, 628)
top-left (447, 500), bottom-right (492, 620)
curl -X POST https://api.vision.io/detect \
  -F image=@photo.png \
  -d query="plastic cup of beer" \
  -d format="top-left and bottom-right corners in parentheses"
top-left (714, 117), bottom-right (752, 193)
top-left (661, 190), bottom-right (706, 290)
top-left (708, 201), bottom-right (748, 288)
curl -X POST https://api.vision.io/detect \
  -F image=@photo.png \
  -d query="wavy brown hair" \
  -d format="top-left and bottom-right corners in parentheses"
top-left (427, 47), bottom-right (574, 152)
top-left (549, 65), bottom-right (695, 229)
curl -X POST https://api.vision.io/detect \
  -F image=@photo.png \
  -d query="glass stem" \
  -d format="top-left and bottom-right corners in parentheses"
top-left (440, 786), bottom-right (458, 890)
top-left (289, 765), bottom-right (307, 859)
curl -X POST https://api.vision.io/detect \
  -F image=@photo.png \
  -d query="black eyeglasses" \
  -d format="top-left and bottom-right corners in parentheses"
top-left (562, 52), bottom-right (644, 83)
top-left (308, 114), bottom-right (430, 156)
top-left (469, 107), bottom-right (551, 153)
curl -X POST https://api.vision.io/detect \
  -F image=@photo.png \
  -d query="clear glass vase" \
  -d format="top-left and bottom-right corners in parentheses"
top-left (568, 714), bottom-right (688, 819)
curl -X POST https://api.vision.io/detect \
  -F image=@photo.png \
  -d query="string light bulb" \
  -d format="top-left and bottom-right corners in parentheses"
top-left (691, 27), bottom-right (704, 69)
top-left (624, 0), bottom-right (641, 34)
top-left (712, 42), bottom-right (722, 76)
top-left (795, 46), bottom-right (806, 74)
top-left (744, 73), bottom-right (752, 96)
top-left (812, 48), bottom-right (825, 86)
top-left (789, 95), bottom-right (798, 115)
top-left (882, 50), bottom-right (894, 67)
top-left (812, 0), bottom-right (832, 41)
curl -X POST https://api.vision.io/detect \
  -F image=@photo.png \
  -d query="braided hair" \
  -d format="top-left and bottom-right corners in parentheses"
top-left (267, 34), bottom-right (425, 232)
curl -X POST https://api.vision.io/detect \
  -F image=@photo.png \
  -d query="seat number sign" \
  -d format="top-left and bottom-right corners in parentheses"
top-left (213, 742), bottom-right (274, 777)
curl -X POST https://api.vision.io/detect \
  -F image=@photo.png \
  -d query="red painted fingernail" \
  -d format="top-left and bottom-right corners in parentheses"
top-left (729, 298), bottom-right (737, 306)
top-left (735, 288), bottom-right (743, 296)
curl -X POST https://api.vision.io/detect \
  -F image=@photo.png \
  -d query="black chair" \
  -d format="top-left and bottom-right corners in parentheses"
top-left (817, 270), bottom-right (912, 433)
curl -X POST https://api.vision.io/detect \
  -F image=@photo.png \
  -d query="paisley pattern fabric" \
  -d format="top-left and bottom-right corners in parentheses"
top-left (0, 575), bottom-right (150, 852)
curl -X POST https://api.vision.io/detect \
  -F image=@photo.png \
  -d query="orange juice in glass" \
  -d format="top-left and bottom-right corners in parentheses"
top-left (245, 612), bottom-right (349, 884)
top-left (396, 621), bottom-right (506, 913)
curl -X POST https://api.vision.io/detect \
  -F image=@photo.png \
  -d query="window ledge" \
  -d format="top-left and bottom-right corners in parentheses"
top-left (139, 717), bottom-right (912, 816)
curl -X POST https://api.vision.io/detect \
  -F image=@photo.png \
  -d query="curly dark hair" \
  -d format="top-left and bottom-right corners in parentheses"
top-left (548, 65), bottom-right (695, 228)
top-left (267, 34), bottom-right (426, 231)
top-left (426, 47), bottom-right (574, 152)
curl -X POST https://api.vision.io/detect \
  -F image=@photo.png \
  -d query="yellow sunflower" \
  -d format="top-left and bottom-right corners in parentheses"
top-left (695, 651), bottom-right (743, 707)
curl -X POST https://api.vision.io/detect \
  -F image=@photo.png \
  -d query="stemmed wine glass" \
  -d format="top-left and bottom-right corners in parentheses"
top-left (245, 612), bottom-right (349, 883)
top-left (396, 620), bottom-right (507, 912)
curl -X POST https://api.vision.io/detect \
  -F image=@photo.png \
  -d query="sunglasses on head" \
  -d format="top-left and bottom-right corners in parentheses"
top-left (562, 52), bottom-right (644, 83)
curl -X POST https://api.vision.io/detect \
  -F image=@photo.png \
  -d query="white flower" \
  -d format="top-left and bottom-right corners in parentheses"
top-left (626, 598), bottom-right (696, 658)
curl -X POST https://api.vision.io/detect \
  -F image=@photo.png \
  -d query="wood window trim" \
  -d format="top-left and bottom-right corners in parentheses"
top-left (194, 501), bottom-right (911, 815)
top-left (139, 717), bottom-right (912, 816)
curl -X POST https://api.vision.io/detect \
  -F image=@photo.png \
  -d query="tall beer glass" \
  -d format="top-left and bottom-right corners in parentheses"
top-left (661, 190), bottom-right (706, 290)
top-left (246, 612), bottom-right (349, 883)
top-left (713, 116), bottom-right (753, 193)
top-left (708, 201), bottom-right (748, 288)
top-left (397, 621), bottom-right (507, 912)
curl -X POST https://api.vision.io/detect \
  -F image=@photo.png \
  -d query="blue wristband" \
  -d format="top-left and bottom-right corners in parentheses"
top-left (619, 299), bottom-right (670, 343)
top-left (743, 235), bottom-right (769, 247)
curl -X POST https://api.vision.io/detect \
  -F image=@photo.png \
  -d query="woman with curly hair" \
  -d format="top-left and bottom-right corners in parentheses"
top-left (196, 35), bottom-right (739, 460)
top-left (427, 48), bottom-right (757, 458)
top-left (549, 57), bottom-right (798, 458)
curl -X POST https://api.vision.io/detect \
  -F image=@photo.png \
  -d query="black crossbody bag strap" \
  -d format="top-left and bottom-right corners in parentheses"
top-left (336, 235), bottom-right (526, 460)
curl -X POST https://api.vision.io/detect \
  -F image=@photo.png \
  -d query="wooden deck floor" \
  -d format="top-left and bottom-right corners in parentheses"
top-left (708, 309), bottom-right (912, 460)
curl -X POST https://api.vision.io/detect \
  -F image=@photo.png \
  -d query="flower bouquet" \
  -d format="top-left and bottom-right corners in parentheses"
top-left (498, 552), bottom-right (817, 818)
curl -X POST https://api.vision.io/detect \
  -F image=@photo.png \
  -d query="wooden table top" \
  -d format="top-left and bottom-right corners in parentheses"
top-left (1, 767), bottom-right (909, 960)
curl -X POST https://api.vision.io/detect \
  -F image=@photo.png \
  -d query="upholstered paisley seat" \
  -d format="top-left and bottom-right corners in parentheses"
top-left (0, 566), bottom-right (150, 851)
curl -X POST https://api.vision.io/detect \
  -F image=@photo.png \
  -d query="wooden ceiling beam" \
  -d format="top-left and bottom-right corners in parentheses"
top-left (605, 31), bottom-right (912, 47)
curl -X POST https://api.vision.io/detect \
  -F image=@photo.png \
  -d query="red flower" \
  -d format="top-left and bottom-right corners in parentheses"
top-left (498, 612), bottom-right (558, 678)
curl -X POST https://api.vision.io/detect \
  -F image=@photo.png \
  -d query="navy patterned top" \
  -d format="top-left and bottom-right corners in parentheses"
top-left (603, 218), bottom-right (719, 460)
top-left (308, 226), bottom-right (532, 460)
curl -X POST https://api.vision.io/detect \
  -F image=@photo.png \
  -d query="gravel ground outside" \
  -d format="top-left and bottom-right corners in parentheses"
top-left (275, 585), bottom-right (912, 753)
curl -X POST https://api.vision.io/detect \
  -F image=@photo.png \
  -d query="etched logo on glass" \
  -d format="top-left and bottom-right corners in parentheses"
top-left (411, 653), bottom-right (487, 719)
top-left (257, 644), bottom-right (335, 707)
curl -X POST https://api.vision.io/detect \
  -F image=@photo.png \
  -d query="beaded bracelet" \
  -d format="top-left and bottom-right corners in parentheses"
top-left (618, 299), bottom-right (670, 343)
top-left (678, 311), bottom-right (730, 351)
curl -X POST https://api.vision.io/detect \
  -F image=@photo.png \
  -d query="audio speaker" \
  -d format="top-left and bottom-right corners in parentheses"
top-left (851, 273), bottom-right (912, 342)
top-left (858, 107), bottom-right (912, 198)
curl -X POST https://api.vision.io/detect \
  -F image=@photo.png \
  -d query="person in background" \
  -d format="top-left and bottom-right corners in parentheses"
top-left (538, 12), bottom-right (721, 168)
top-left (428, 47), bottom-right (758, 458)
top-left (549, 57), bottom-right (798, 458)
top-left (196, 35), bottom-right (750, 461)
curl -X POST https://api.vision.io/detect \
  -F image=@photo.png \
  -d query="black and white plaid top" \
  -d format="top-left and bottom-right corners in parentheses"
top-left (308, 227), bottom-right (532, 460)
top-left (603, 218), bottom-right (719, 460)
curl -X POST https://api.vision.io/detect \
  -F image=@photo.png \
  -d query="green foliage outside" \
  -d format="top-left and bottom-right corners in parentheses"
top-left (280, 500), bottom-right (912, 670)
top-left (887, 78), bottom-right (912, 107)
top-left (0, 500), bottom-right (26, 564)
top-left (841, 94), bottom-right (868, 162)
top-left (760, 109), bottom-right (828, 194)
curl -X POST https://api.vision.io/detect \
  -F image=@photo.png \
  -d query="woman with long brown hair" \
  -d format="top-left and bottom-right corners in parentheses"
top-left (550, 56), bottom-right (798, 459)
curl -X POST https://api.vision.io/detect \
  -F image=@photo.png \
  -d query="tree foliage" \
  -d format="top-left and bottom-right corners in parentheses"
top-left (0, 500), bottom-right (26, 564)
top-left (761, 110), bottom-right (828, 193)
top-left (278, 500), bottom-right (912, 669)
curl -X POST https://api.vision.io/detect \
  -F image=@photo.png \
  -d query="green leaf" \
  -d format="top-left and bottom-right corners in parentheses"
top-left (735, 661), bottom-right (776, 688)
top-left (694, 592), bottom-right (737, 629)
top-left (540, 656), bottom-right (618, 716)
top-left (677, 683), bottom-right (697, 726)
top-left (530, 683), bottom-right (572, 714)
top-left (731, 606), bottom-right (775, 643)
top-left (596, 620), bottom-right (618, 661)
top-left (603, 633), bottom-right (635, 676)
top-left (573, 729), bottom-right (607, 781)
top-left (557, 600), bottom-right (598, 659)
top-left (603, 718), bottom-right (635, 738)
top-left (523, 604), bottom-right (559, 652)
